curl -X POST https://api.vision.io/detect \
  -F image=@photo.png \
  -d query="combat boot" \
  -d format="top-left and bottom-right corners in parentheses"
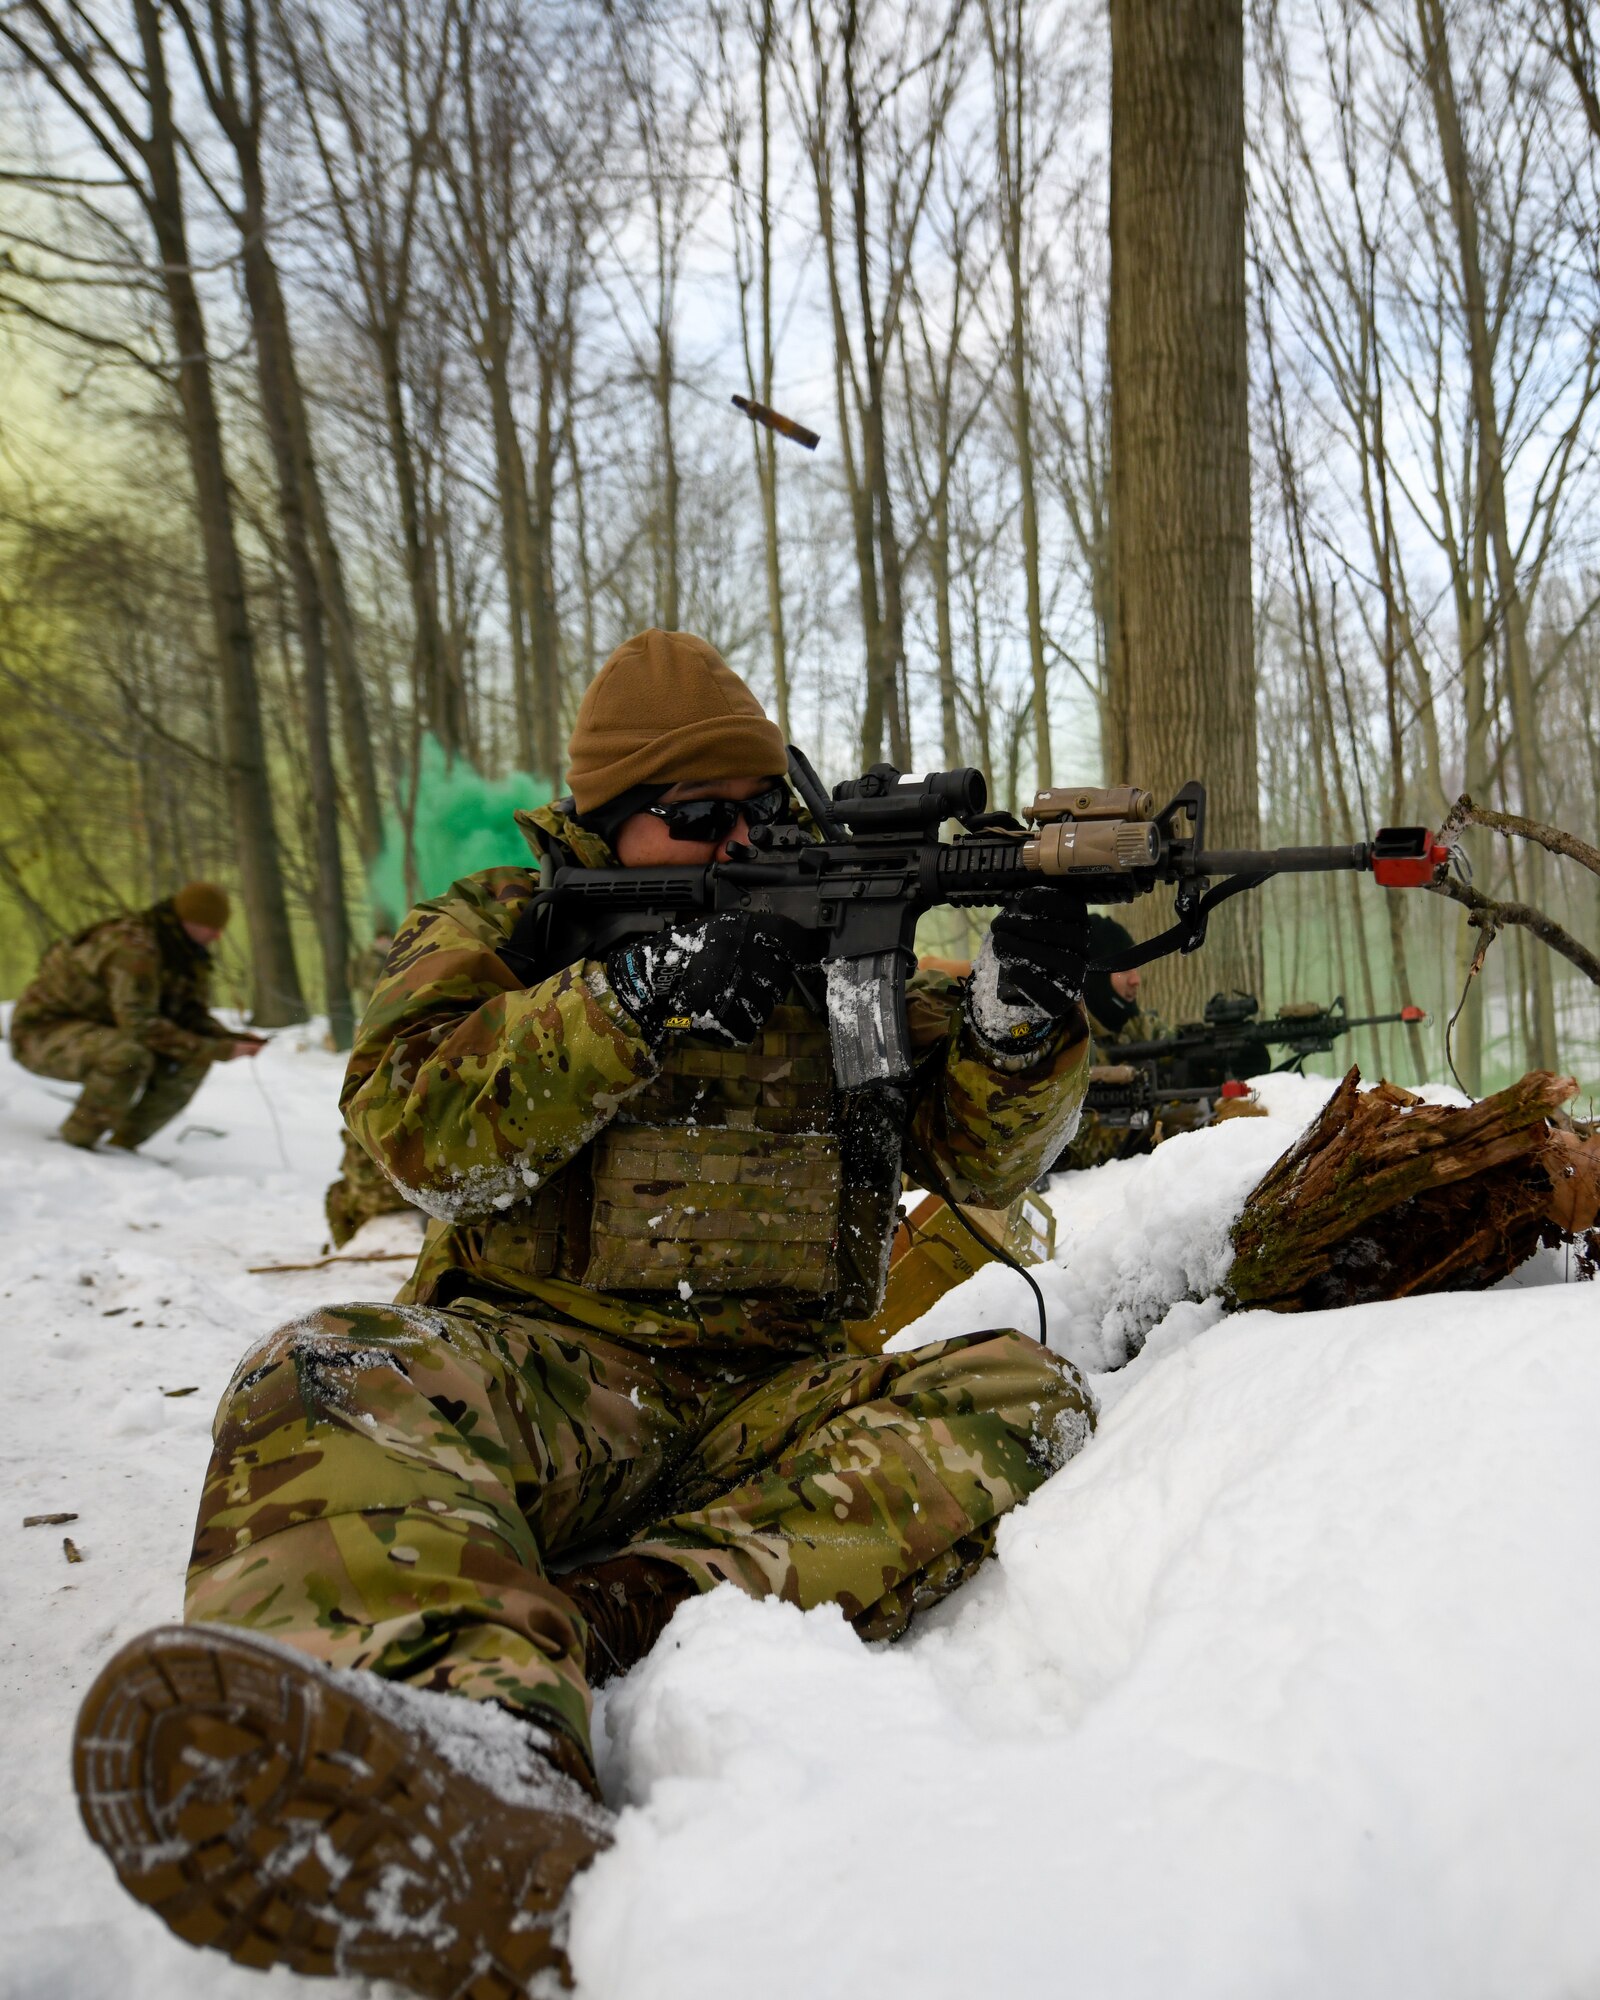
top-left (560, 1553), bottom-right (697, 1685)
top-left (57, 1104), bottom-right (109, 1149)
top-left (73, 1624), bottom-right (610, 1997)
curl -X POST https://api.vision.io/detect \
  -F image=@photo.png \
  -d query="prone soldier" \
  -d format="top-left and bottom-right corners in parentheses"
top-left (9, 881), bottom-right (263, 1149)
top-left (73, 632), bottom-right (1096, 1997)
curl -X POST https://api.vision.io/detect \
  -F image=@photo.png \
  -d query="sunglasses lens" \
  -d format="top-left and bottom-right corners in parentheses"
top-left (657, 784), bottom-right (789, 842)
top-left (744, 784), bottom-right (790, 825)
top-left (662, 798), bottom-right (738, 841)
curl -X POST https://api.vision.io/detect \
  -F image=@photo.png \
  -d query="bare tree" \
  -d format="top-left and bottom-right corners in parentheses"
top-left (2, 0), bottom-right (307, 1021)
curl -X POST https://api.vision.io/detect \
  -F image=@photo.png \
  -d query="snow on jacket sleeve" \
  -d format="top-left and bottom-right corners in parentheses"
top-left (96, 920), bottom-right (220, 1065)
top-left (340, 867), bottom-right (660, 1222)
top-left (903, 971), bottom-right (1089, 1208)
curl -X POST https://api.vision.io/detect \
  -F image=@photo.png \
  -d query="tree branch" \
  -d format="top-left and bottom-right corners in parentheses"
top-left (1439, 792), bottom-right (1600, 879)
top-left (1426, 877), bottom-right (1600, 988)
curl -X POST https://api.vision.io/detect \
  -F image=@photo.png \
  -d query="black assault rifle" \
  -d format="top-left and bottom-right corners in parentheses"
top-left (1082, 1062), bottom-right (1236, 1131)
top-left (503, 750), bottom-right (1447, 1093)
top-left (1112, 991), bottom-right (1429, 1092)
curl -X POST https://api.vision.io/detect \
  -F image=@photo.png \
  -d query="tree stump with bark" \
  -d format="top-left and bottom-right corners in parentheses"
top-left (1226, 1069), bottom-right (1600, 1313)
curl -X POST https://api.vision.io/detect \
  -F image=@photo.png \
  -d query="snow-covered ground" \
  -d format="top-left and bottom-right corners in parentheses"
top-left (1, 1020), bottom-right (1597, 2000)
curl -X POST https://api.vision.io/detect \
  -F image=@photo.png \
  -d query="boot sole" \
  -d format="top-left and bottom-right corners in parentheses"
top-left (72, 1624), bottom-right (610, 1997)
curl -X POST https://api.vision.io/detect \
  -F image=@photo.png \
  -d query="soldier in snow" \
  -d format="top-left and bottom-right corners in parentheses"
top-left (74, 632), bottom-right (1097, 1997)
top-left (9, 881), bottom-right (262, 1150)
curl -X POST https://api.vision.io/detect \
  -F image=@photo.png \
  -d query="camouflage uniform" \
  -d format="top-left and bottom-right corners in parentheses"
top-left (325, 1129), bottom-right (416, 1246)
top-left (325, 934), bottom-right (416, 1245)
top-left (187, 804), bottom-right (1093, 1768)
top-left (1050, 1002), bottom-right (1164, 1173)
top-left (9, 901), bottom-right (233, 1148)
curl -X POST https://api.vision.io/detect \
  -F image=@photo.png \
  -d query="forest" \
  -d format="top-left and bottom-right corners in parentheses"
top-left (2, 0), bottom-right (1597, 1092)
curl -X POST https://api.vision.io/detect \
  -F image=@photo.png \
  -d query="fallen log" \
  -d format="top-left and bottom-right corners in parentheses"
top-left (1226, 1068), bottom-right (1600, 1313)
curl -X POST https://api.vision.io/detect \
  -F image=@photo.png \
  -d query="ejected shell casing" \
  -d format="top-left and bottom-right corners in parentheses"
top-left (732, 395), bottom-right (821, 451)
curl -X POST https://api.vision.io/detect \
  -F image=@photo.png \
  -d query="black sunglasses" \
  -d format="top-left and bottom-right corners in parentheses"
top-left (645, 782), bottom-right (791, 844)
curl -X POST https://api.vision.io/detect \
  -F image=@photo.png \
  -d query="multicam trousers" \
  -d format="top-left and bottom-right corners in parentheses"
top-left (324, 1130), bottom-right (415, 1246)
top-left (12, 1019), bottom-right (210, 1148)
top-left (185, 1300), bottom-right (1094, 1762)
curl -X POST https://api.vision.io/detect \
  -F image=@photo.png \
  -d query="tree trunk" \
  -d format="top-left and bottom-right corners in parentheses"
top-left (1108, 0), bottom-right (1258, 1018)
top-left (486, 334), bottom-right (536, 773)
top-left (375, 319), bottom-right (460, 756)
top-left (813, 143), bottom-right (882, 766)
top-left (932, 452), bottom-right (960, 767)
top-left (756, 0), bottom-right (790, 737)
top-left (655, 308), bottom-right (680, 631)
top-left (237, 184), bottom-right (354, 1047)
top-left (1416, 0), bottom-right (1558, 1070)
top-left (989, 0), bottom-right (1051, 790)
top-left (304, 470), bottom-right (383, 863)
top-left (531, 348), bottom-right (562, 775)
top-left (134, 0), bottom-right (305, 1023)
top-left (844, 0), bottom-right (908, 768)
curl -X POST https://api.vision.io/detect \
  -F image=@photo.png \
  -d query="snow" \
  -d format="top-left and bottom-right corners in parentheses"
top-left (2, 1016), bottom-right (1597, 2000)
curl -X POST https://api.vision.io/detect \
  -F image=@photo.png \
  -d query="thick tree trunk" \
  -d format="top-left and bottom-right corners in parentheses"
top-left (134, 0), bottom-right (305, 1024)
top-left (1108, 0), bottom-right (1258, 1017)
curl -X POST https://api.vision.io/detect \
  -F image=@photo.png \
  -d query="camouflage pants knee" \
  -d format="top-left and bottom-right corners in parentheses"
top-left (10, 1020), bottom-right (204, 1146)
top-left (184, 1302), bottom-right (1094, 1761)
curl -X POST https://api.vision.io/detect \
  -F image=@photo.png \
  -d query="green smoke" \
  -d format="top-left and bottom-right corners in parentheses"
top-left (368, 735), bottom-right (553, 918)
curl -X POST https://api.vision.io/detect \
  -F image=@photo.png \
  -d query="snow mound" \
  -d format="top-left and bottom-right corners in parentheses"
top-left (2, 1027), bottom-right (1597, 2000)
top-left (574, 1289), bottom-right (1600, 2000)
top-left (890, 1069), bottom-right (1338, 1370)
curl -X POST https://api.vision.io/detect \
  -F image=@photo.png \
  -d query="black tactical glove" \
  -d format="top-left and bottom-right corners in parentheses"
top-left (989, 890), bottom-right (1092, 1014)
top-left (607, 910), bottom-right (801, 1049)
top-left (968, 890), bottom-right (1091, 1050)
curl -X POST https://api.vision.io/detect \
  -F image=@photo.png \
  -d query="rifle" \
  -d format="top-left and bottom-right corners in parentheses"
top-left (505, 751), bottom-right (1447, 1093)
top-left (1110, 992), bottom-right (1429, 1090)
top-left (1081, 1061), bottom-right (1243, 1132)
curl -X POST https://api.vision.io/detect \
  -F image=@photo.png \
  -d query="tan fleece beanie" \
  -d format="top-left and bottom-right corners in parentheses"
top-left (171, 881), bottom-right (231, 929)
top-left (566, 629), bottom-right (788, 813)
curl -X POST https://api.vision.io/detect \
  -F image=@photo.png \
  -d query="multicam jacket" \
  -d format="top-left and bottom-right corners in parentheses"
top-left (10, 900), bottom-right (234, 1065)
top-left (343, 801), bottom-right (1088, 1339)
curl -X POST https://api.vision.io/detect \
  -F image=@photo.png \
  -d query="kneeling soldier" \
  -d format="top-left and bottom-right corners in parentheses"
top-left (73, 633), bottom-right (1095, 1996)
top-left (10, 881), bottom-right (262, 1150)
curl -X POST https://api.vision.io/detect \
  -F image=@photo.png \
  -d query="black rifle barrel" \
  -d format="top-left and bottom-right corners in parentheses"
top-left (1191, 842), bottom-right (1371, 876)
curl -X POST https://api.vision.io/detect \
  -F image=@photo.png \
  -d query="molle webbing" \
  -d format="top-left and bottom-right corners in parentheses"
top-left (459, 999), bottom-right (918, 1314)
top-left (583, 1124), bottom-right (841, 1295)
top-left (584, 1003), bottom-right (841, 1296)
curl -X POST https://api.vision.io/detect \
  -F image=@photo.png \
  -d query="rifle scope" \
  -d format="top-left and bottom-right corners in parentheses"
top-left (830, 764), bottom-right (988, 833)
